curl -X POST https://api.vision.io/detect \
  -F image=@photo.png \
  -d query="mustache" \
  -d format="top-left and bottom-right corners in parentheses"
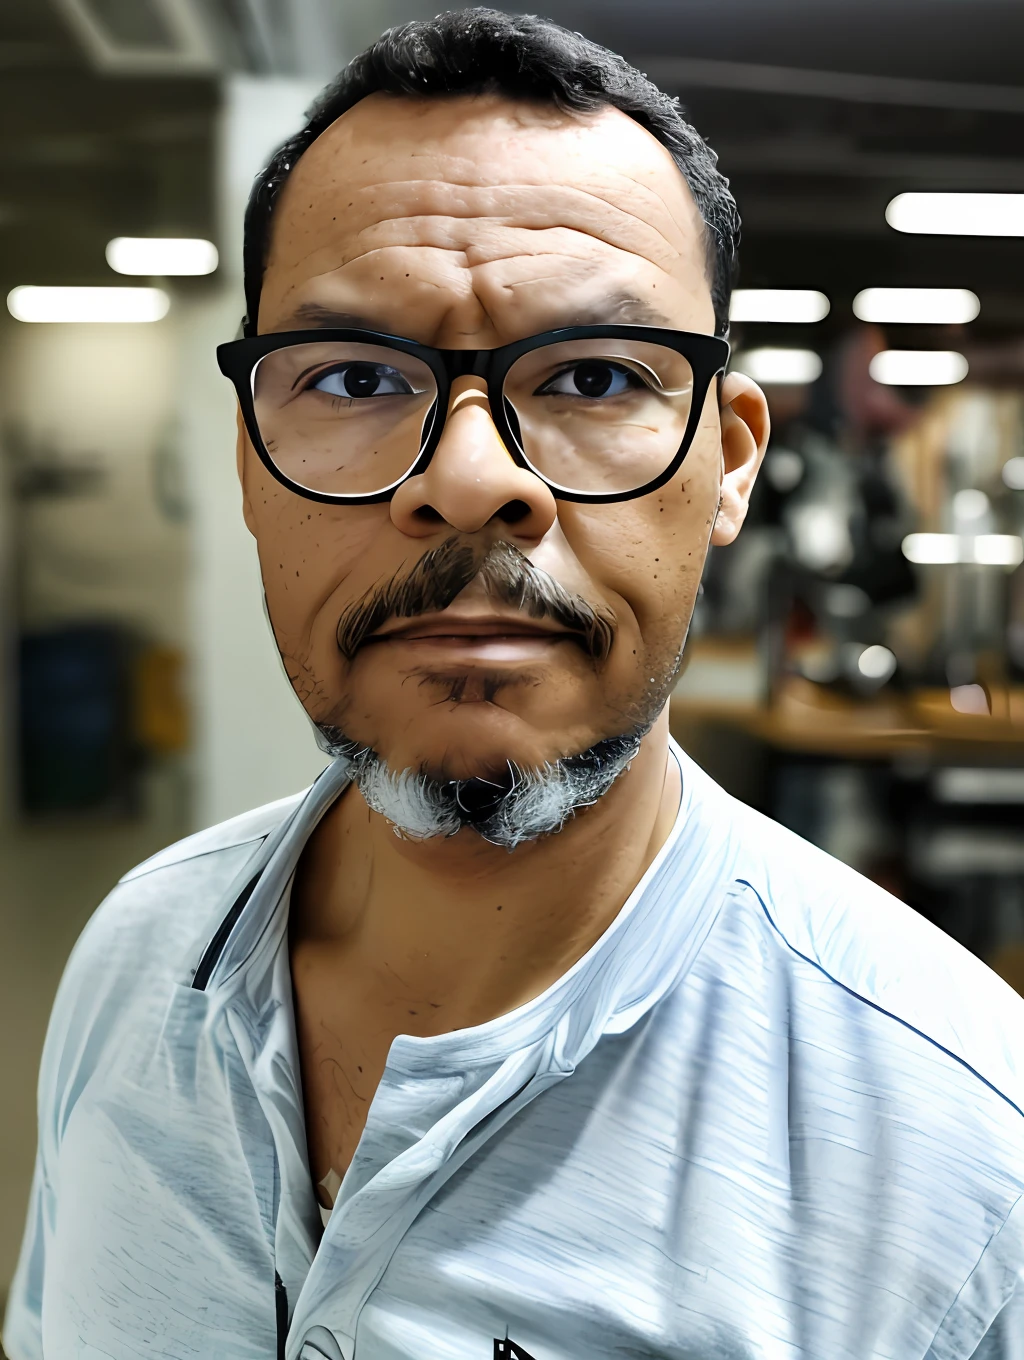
top-left (335, 538), bottom-right (616, 663)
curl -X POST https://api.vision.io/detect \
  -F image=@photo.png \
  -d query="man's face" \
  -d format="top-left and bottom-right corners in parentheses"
top-left (241, 92), bottom-right (765, 784)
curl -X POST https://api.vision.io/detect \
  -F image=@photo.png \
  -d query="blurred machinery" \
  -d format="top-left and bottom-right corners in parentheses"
top-left (676, 333), bottom-right (1024, 983)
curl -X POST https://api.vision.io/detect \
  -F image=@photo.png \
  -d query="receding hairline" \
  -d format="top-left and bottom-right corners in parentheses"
top-left (265, 89), bottom-right (712, 280)
top-left (242, 9), bottom-right (739, 337)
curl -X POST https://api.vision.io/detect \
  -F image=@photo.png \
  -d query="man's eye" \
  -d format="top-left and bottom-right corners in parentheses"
top-left (310, 363), bottom-right (414, 399)
top-left (537, 361), bottom-right (644, 399)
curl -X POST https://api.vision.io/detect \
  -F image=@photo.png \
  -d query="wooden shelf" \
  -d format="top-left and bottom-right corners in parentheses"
top-left (671, 645), bottom-right (1024, 761)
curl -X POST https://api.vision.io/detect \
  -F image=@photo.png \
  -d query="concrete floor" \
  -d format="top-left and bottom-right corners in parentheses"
top-left (0, 761), bottom-right (190, 1322)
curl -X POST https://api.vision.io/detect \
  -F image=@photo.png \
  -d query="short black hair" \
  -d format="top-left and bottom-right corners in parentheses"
top-left (242, 8), bottom-right (740, 338)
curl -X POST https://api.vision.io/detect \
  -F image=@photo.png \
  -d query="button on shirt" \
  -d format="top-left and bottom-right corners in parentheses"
top-left (5, 744), bottom-right (1024, 1360)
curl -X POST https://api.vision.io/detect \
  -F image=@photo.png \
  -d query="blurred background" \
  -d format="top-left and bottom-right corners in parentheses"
top-left (2, 0), bottom-right (1024, 1320)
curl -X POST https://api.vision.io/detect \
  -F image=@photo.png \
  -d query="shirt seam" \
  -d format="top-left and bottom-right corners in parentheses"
top-left (924, 1191), bottom-right (1024, 1355)
top-left (738, 876), bottom-right (1024, 1123)
top-left (119, 832), bottom-right (273, 884)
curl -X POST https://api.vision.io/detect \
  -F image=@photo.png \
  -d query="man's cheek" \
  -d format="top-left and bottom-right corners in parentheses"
top-left (603, 503), bottom-right (713, 649)
top-left (253, 499), bottom-right (373, 627)
top-left (257, 535), bottom-right (317, 637)
top-left (270, 603), bottom-right (351, 724)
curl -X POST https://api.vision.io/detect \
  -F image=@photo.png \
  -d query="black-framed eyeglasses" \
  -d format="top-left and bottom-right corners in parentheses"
top-left (216, 325), bottom-right (729, 506)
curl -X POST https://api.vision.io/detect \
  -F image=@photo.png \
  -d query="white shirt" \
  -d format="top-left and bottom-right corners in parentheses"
top-left (5, 743), bottom-right (1024, 1360)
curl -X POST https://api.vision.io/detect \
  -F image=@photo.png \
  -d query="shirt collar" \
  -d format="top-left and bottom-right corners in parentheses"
top-left (204, 740), bottom-right (737, 1066)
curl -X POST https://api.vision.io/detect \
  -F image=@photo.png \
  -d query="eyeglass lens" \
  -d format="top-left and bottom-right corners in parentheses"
top-left (252, 338), bottom-right (696, 498)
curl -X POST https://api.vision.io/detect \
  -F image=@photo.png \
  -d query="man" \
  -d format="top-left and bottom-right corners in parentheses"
top-left (6, 10), bottom-right (1024, 1359)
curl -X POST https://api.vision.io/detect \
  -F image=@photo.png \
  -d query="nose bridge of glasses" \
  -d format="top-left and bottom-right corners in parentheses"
top-left (440, 346), bottom-right (494, 384)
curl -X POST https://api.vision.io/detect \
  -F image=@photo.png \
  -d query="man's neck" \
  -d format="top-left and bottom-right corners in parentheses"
top-left (290, 711), bottom-right (681, 1034)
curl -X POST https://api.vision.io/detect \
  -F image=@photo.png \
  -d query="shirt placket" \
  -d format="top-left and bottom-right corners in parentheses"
top-left (217, 743), bottom-right (725, 1360)
top-left (285, 1023), bottom-right (577, 1359)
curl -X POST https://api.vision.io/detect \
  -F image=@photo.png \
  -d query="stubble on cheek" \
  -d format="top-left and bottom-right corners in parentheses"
top-left (251, 491), bottom-right (369, 730)
top-left (621, 425), bottom-right (722, 692)
top-left (281, 647), bottom-right (337, 712)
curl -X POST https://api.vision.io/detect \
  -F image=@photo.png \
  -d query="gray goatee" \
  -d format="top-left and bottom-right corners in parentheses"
top-left (314, 726), bottom-right (649, 851)
top-left (315, 537), bottom-right (679, 849)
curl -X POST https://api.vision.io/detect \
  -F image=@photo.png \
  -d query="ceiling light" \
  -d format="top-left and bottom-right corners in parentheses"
top-left (856, 645), bottom-right (897, 682)
top-left (106, 237), bottom-right (218, 276)
top-left (973, 535), bottom-right (1024, 567)
top-left (951, 488), bottom-right (991, 523)
top-left (869, 350), bottom-right (967, 386)
top-left (950, 684), bottom-right (989, 716)
top-left (852, 288), bottom-right (979, 325)
top-left (886, 193), bottom-right (1024, 237)
top-left (902, 533), bottom-right (1024, 566)
top-left (1002, 457), bottom-right (1024, 491)
top-left (732, 348), bottom-right (822, 385)
top-left (764, 448), bottom-right (805, 492)
top-left (902, 533), bottom-right (960, 564)
top-left (729, 290), bottom-right (830, 323)
top-left (7, 286), bottom-right (170, 323)
top-left (825, 585), bottom-right (870, 618)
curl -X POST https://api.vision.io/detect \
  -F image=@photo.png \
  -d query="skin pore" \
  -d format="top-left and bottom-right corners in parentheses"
top-left (238, 92), bottom-right (769, 1201)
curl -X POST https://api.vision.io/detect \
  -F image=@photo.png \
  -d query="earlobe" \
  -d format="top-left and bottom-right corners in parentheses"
top-left (711, 371), bottom-right (770, 546)
top-left (236, 407), bottom-right (258, 538)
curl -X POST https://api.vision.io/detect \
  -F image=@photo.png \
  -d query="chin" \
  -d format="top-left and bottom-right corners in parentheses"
top-left (325, 670), bottom-right (615, 783)
top-left (397, 701), bottom-right (610, 784)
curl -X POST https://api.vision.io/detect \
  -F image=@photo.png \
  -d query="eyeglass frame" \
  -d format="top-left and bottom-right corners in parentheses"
top-left (216, 324), bottom-right (731, 507)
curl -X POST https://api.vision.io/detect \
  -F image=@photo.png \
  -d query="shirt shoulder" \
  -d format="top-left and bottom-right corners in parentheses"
top-left (43, 790), bottom-right (307, 1061)
top-left (721, 788), bottom-right (1024, 1122)
top-left (120, 790), bottom-right (305, 883)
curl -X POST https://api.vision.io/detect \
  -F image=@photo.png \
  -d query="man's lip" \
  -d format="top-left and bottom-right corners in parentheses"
top-left (364, 622), bottom-right (576, 641)
top-left (363, 613), bottom-right (578, 644)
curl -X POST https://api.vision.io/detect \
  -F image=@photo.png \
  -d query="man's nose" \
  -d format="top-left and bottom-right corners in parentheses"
top-left (389, 377), bottom-right (558, 540)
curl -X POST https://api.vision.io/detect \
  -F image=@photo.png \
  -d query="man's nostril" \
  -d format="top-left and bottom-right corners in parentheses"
top-left (498, 499), bottom-right (531, 525)
top-left (413, 505), bottom-right (446, 525)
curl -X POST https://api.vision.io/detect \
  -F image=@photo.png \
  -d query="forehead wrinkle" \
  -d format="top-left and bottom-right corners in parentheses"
top-left (365, 198), bottom-right (683, 273)
top-left (277, 177), bottom-right (698, 278)
top-left (284, 243), bottom-right (686, 332)
top-left (290, 221), bottom-right (689, 312)
top-left (359, 215), bottom-right (680, 278)
top-left (276, 212), bottom-right (680, 297)
top-left (271, 238), bottom-right (701, 343)
top-left (331, 231), bottom-right (672, 280)
top-left (353, 175), bottom-right (691, 244)
top-left (288, 122), bottom-right (691, 223)
top-left (271, 247), bottom-right (486, 339)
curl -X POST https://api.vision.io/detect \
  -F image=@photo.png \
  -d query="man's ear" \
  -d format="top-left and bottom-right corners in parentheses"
top-left (712, 371), bottom-right (771, 547)
top-left (236, 406), bottom-right (258, 538)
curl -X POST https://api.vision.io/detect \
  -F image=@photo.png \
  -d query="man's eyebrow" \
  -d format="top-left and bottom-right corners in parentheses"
top-left (567, 292), bottom-right (675, 327)
top-left (280, 292), bottom-right (675, 335)
top-left (282, 302), bottom-right (384, 330)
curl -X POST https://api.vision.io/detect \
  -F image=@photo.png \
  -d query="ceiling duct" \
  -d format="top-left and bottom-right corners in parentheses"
top-left (52, 0), bottom-right (353, 76)
top-left (52, 0), bottom-right (221, 73)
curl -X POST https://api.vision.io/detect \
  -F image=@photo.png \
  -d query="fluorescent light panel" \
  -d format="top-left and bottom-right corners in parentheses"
top-left (950, 684), bottom-right (990, 716)
top-left (1003, 457), bottom-right (1024, 491)
top-left (869, 350), bottom-right (967, 386)
top-left (106, 236), bottom-right (218, 276)
top-left (857, 645), bottom-right (896, 681)
top-left (902, 533), bottom-right (1024, 567)
top-left (974, 535), bottom-right (1024, 566)
top-left (729, 289), bottom-right (830, 323)
top-left (7, 286), bottom-right (170, 323)
top-left (732, 347), bottom-right (822, 385)
top-left (853, 288), bottom-right (979, 325)
top-left (887, 193), bottom-right (1024, 237)
top-left (951, 488), bottom-right (990, 522)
